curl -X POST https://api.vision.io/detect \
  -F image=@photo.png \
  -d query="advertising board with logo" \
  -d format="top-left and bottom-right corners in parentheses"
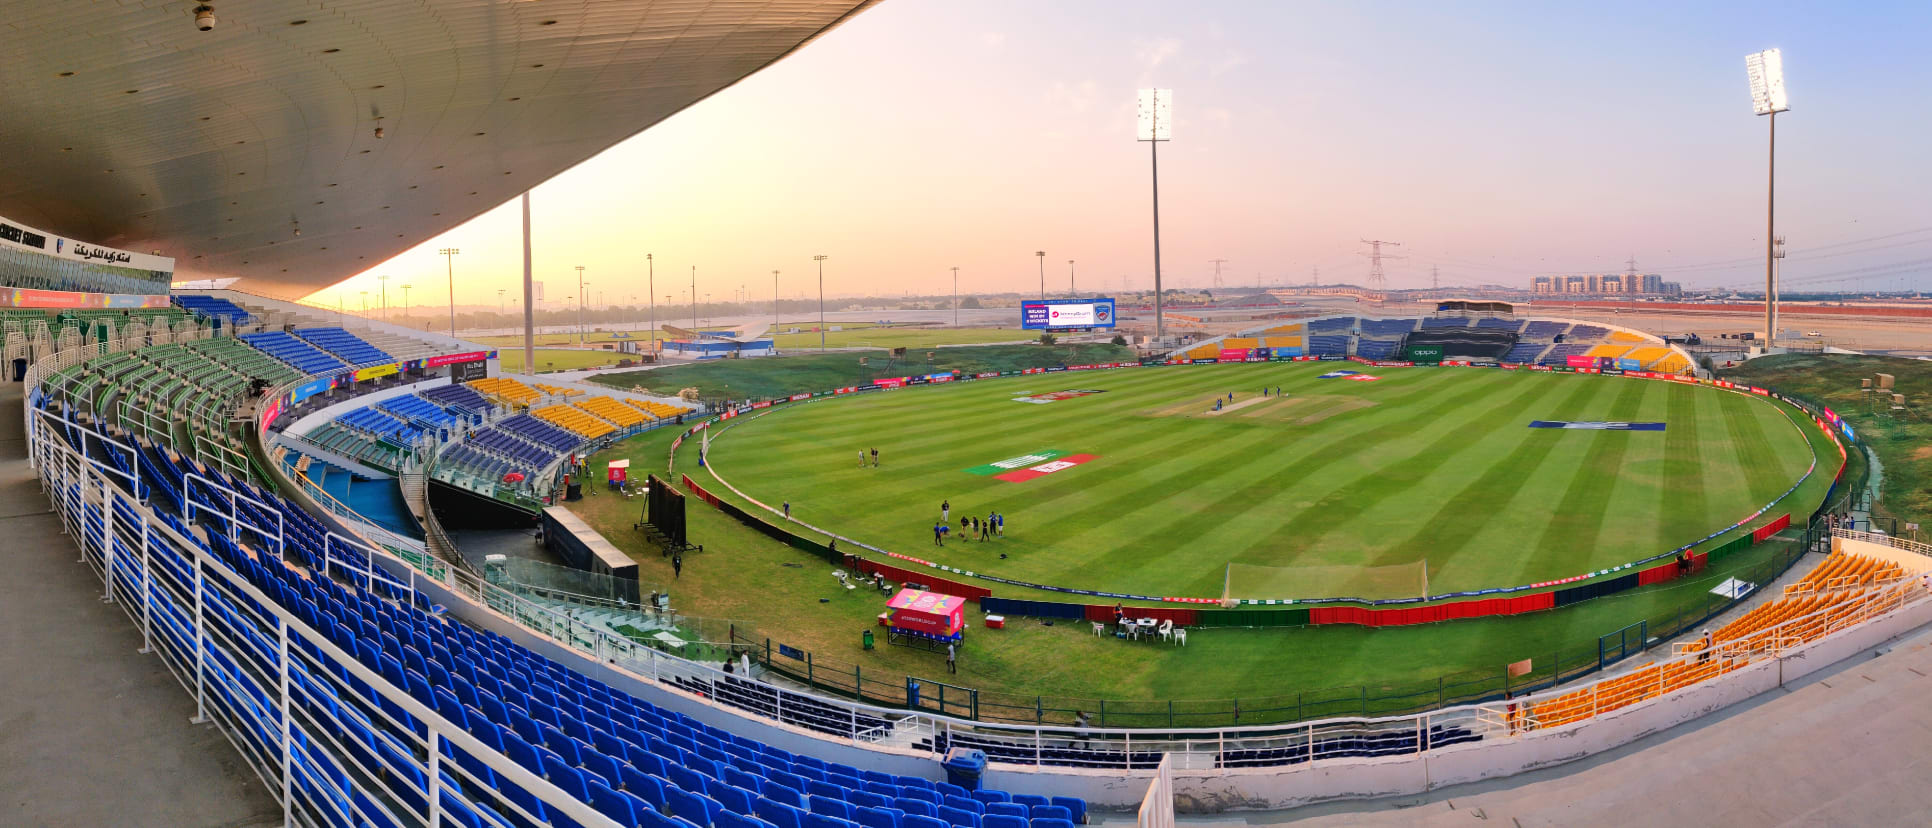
top-left (1021, 298), bottom-right (1117, 330)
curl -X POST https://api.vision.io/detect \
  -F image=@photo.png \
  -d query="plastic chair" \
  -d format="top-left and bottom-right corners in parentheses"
top-left (967, 791), bottom-right (1009, 806)
top-left (755, 798), bottom-right (805, 828)
top-left (984, 803), bottom-right (1027, 820)
top-left (855, 805), bottom-right (902, 828)
top-left (1030, 806), bottom-right (1072, 824)
top-left (1174, 628), bottom-right (1187, 646)
top-left (937, 805), bottom-right (980, 828)
top-left (1090, 622), bottom-right (1104, 637)
top-left (982, 816), bottom-right (1028, 828)
top-left (1158, 619), bottom-right (1173, 642)
top-left (1048, 797), bottom-right (1087, 825)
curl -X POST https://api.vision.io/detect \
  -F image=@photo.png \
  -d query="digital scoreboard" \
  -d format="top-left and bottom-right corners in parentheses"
top-left (1021, 298), bottom-right (1116, 330)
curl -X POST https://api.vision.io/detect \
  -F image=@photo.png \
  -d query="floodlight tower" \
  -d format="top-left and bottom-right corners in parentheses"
top-left (1035, 251), bottom-right (1046, 299)
top-left (1137, 88), bottom-right (1172, 343)
top-left (438, 247), bottom-right (460, 337)
top-left (950, 266), bottom-right (960, 326)
top-left (813, 255), bottom-right (829, 352)
top-left (1746, 48), bottom-right (1790, 346)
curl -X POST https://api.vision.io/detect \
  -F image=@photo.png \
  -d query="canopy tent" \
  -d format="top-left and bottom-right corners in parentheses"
top-left (886, 588), bottom-right (966, 639)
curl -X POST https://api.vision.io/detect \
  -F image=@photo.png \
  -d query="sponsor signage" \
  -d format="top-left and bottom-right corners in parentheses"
top-left (1317, 370), bottom-right (1359, 378)
top-left (873, 376), bottom-right (909, 389)
top-left (964, 450), bottom-right (1066, 476)
top-left (354, 362), bottom-right (401, 382)
top-left (1565, 355), bottom-right (1599, 368)
top-left (1345, 374), bottom-right (1382, 382)
top-left (1, 288), bottom-right (173, 309)
top-left (788, 392), bottom-right (812, 402)
top-left (450, 360), bottom-right (488, 383)
top-left (1219, 348), bottom-right (1252, 361)
top-left (1021, 297), bottom-right (1117, 330)
top-left (1011, 389), bottom-right (1106, 404)
top-left (289, 377), bottom-right (334, 405)
top-left (1528, 421), bottom-right (1667, 431)
top-left (0, 212), bottom-right (174, 274)
top-left (426, 350), bottom-right (489, 368)
top-left (993, 453), bottom-right (1099, 482)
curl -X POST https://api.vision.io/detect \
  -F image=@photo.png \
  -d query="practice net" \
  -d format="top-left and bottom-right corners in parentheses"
top-left (1223, 560), bottom-right (1429, 603)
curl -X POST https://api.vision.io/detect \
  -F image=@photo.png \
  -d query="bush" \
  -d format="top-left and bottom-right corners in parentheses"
top-left (1110, 334), bottom-right (1128, 346)
top-left (1039, 332), bottom-right (1057, 346)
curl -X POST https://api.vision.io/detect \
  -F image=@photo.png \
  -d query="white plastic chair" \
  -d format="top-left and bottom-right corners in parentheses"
top-left (1091, 622), bottom-right (1104, 637)
top-left (1159, 619), bottom-right (1174, 642)
top-left (1174, 628), bottom-right (1187, 647)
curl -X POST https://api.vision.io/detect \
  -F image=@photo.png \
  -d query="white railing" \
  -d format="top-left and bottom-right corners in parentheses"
top-left (26, 401), bottom-right (618, 827)
top-left (1138, 754), bottom-right (1175, 828)
top-left (1834, 527), bottom-right (1932, 558)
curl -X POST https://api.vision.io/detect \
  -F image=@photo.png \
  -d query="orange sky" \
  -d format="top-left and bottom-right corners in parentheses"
top-left (305, 1), bottom-right (1932, 313)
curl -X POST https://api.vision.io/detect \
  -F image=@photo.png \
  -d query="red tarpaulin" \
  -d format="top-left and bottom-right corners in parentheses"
top-left (886, 588), bottom-right (966, 637)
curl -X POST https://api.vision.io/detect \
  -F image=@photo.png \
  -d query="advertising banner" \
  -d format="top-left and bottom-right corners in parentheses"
top-left (450, 360), bottom-right (488, 383)
top-left (1565, 354), bottom-right (1598, 368)
top-left (873, 376), bottom-right (909, 389)
top-left (1618, 357), bottom-right (1642, 371)
top-left (426, 351), bottom-right (490, 368)
top-left (1218, 348), bottom-right (1252, 361)
top-left (354, 362), bottom-right (401, 382)
top-left (289, 377), bottom-right (334, 405)
top-left (1021, 297), bottom-right (1117, 329)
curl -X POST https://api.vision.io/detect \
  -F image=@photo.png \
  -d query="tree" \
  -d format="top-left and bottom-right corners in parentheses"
top-left (1038, 332), bottom-right (1057, 346)
top-left (1110, 334), bottom-right (1128, 346)
top-left (958, 296), bottom-right (983, 309)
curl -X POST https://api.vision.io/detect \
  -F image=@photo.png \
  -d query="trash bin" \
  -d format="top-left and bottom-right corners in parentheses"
top-left (862, 629), bottom-right (874, 651)
top-left (942, 747), bottom-right (986, 791)
top-left (907, 680), bottom-right (921, 709)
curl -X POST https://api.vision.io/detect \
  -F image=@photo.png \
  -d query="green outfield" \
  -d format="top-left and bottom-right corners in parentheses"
top-left (701, 363), bottom-right (1818, 600)
top-left (564, 362), bottom-right (1839, 718)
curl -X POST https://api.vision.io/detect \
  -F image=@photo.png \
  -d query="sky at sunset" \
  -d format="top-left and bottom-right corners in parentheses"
top-left (306, 0), bottom-right (1932, 312)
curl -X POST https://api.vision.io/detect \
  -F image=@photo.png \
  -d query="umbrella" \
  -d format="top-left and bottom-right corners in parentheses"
top-left (503, 472), bottom-right (526, 483)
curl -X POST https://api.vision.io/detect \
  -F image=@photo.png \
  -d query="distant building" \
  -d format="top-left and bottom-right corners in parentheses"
top-left (1533, 272), bottom-right (1679, 297)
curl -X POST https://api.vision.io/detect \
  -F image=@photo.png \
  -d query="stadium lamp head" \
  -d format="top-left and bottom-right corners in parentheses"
top-left (1745, 49), bottom-right (1789, 115)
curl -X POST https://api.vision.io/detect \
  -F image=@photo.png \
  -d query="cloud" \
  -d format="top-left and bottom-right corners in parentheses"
top-left (1134, 37), bottom-right (1182, 71)
top-left (1210, 51), bottom-right (1250, 79)
top-left (1047, 80), bottom-right (1100, 114)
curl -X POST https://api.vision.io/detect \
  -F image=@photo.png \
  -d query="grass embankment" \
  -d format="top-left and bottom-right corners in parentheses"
top-left (1719, 353), bottom-right (1929, 527)
top-left (495, 348), bottom-right (635, 373)
top-left (587, 343), bottom-right (1133, 400)
top-left (565, 366), bottom-right (1837, 722)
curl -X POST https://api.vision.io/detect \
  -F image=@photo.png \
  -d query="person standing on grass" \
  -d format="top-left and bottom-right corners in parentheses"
top-left (946, 642), bottom-right (957, 674)
top-left (987, 511), bottom-right (997, 540)
top-left (871, 447), bottom-right (880, 467)
top-left (673, 552), bottom-right (683, 580)
top-left (941, 499), bottom-right (950, 522)
top-left (859, 448), bottom-right (867, 468)
top-left (933, 522), bottom-right (945, 547)
top-left (996, 512), bottom-right (1004, 536)
top-left (782, 501), bottom-right (790, 520)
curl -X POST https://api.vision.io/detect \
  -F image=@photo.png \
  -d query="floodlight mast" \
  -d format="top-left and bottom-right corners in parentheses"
top-left (1137, 88), bottom-right (1172, 345)
top-left (1746, 49), bottom-right (1789, 348)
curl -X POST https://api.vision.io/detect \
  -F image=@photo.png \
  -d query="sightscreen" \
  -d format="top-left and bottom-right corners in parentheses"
top-left (645, 474), bottom-right (687, 547)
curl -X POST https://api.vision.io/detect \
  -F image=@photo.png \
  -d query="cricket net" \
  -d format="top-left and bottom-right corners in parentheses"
top-left (1223, 560), bottom-right (1429, 603)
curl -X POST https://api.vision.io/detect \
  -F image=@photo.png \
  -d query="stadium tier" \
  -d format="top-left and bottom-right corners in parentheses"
top-left (470, 377), bottom-right (543, 407)
top-left (421, 383), bottom-right (498, 418)
top-left (41, 415), bottom-right (1085, 827)
top-left (576, 396), bottom-right (647, 428)
top-left (1565, 324), bottom-right (1610, 342)
top-left (624, 398), bottom-right (695, 421)
top-left (1307, 316), bottom-right (1355, 333)
top-left (1502, 342), bottom-right (1549, 364)
top-left (1306, 335), bottom-right (1349, 356)
top-left (1418, 317), bottom-right (1468, 328)
top-left (241, 330), bottom-right (351, 374)
top-left (1474, 317), bottom-right (1524, 332)
top-left (1584, 345), bottom-right (1630, 359)
top-left (174, 294), bottom-right (254, 325)
top-left (1519, 320), bottom-right (1570, 340)
top-left (1354, 339), bottom-right (1399, 360)
top-left (533, 402), bottom-right (618, 439)
top-left (295, 327), bottom-right (395, 366)
top-left (380, 394), bottom-right (460, 430)
top-left (1358, 318), bottom-right (1418, 337)
top-left (536, 382), bottom-right (585, 397)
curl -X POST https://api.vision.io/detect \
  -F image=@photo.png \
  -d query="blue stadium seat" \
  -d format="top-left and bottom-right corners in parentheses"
top-left (894, 798), bottom-right (937, 818)
top-left (809, 795), bottom-right (855, 821)
top-left (984, 803), bottom-right (1027, 820)
top-left (855, 805), bottom-right (901, 828)
top-left (590, 774), bottom-right (647, 827)
top-left (904, 816), bottom-right (951, 828)
top-left (1030, 820), bottom-right (1076, 828)
top-left (982, 816), bottom-right (1027, 828)
top-left (937, 805), bottom-right (980, 828)
top-left (1048, 798), bottom-right (1086, 825)
top-left (718, 811), bottom-right (780, 828)
top-left (805, 814), bottom-right (860, 828)
top-left (755, 798), bottom-right (806, 828)
top-left (1029, 806), bottom-right (1072, 823)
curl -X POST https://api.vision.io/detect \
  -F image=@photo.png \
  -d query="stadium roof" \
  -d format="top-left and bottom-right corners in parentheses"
top-left (0, 0), bottom-right (876, 299)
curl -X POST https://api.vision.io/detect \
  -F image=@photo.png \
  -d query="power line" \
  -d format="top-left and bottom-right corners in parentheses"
top-left (1358, 239), bottom-right (1403, 292)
